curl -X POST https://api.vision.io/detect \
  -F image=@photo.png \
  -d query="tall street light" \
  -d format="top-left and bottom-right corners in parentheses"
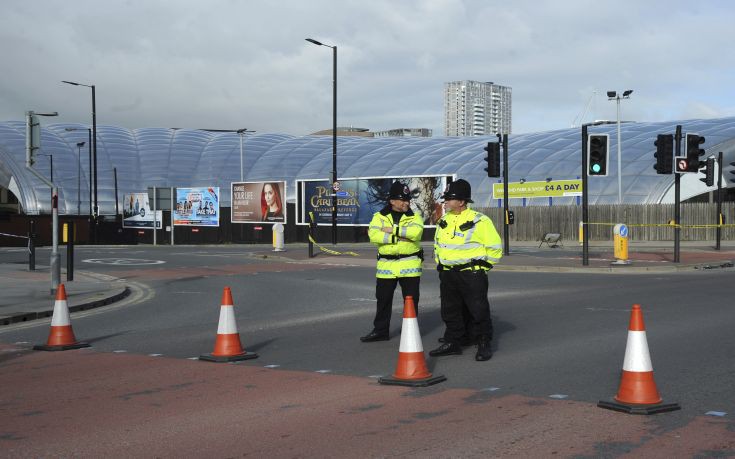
top-left (76, 141), bottom-right (85, 215)
top-left (236, 128), bottom-right (256, 181)
top-left (306, 37), bottom-right (338, 245)
top-left (65, 127), bottom-right (93, 217)
top-left (62, 80), bottom-right (97, 242)
top-left (607, 89), bottom-right (633, 204)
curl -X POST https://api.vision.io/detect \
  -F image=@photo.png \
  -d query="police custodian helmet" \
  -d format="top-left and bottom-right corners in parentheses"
top-left (388, 181), bottom-right (412, 201)
top-left (441, 179), bottom-right (473, 203)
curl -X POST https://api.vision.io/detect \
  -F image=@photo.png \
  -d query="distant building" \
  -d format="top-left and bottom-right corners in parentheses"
top-left (444, 81), bottom-right (512, 136)
top-left (373, 128), bottom-right (432, 138)
top-left (310, 127), bottom-right (373, 137)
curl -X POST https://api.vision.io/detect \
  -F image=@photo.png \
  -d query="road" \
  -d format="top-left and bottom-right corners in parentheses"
top-left (1, 245), bottom-right (734, 457)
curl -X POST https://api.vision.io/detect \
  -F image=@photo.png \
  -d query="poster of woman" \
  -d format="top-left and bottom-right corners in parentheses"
top-left (231, 181), bottom-right (287, 224)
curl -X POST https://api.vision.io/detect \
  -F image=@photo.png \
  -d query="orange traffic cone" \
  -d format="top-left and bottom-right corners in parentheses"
top-left (379, 296), bottom-right (446, 387)
top-left (199, 287), bottom-right (258, 362)
top-left (33, 284), bottom-right (90, 351)
top-left (598, 304), bottom-right (680, 414)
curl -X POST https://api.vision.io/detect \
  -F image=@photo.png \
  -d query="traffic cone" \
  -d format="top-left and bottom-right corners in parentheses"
top-left (379, 296), bottom-right (446, 387)
top-left (34, 284), bottom-right (90, 351)
top-left (199, 287), bottom-right (258, 362)
top-left (598, 304), bottom-right (680, 414)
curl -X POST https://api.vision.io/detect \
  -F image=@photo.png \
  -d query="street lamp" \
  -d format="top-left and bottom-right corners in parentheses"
top-left (36, 153), bottom-right (53, 183)
top-left (306, 37), bottom-right (338, 245)
top-left (65, 127), bottom-right (93, 217)
top-left (76, 141), bottom-right (85, 215)
top-left (607, 89), bottom-right (633, 204)
top-left (62, 80), bottom-right (98, 242)
top-left (236, 128), bottom-right (256, 181)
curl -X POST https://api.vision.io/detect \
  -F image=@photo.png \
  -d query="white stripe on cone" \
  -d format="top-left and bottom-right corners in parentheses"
top-left (622, 330), bottom-right (653, 372)
top-left (398, 317), bottom-right (423, 353)
top-left (216, 305), bottom-right (238, 334)
top-left (50, 299), bottom-right (71, 326)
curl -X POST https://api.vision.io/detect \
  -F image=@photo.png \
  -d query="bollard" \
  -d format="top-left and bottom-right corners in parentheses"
top-left (66, 221), bottom-right (75, 281)
top-left (28, 220), bottom-right (36, 271)
top-left (611, 223), bottom-right (631, 265)
top-left (308, 212), bottom-right (317, 258)
top-left (272, 223), bottom-right (285, 252)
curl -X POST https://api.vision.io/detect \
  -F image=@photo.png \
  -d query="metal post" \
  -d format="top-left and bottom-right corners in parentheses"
top-left (239, 131), bottom-right (244, 181)
top-left (28, 220), bottom-right (35, 271)
top-left (582, 124), bottom-right (589, 266)
top-left (50, 187), bottom-right (60, 294)
top-left (77, 142), bottom-right (83, 215)
top-left (152, 186), bottom-right (157, 246)
top-left (716, 151), bottom-right (723, 250)
top-left (113, 167), bottom-right (119, 217)
top-left (66, 221), bottom-right (74, 281)
top-left (331, 45), bottom-right (338, 245)
top-left (170, 187), bottom-right (175, 246)
top-left (92, 85), bottom-right (98, 244)
top-left (88, 129), bottom-right (92, 218)
top-left (616, 96), bottom-right (622, 205)
top-left (674, 125), bottom-right (682, 263)
top-left (500, 133), bottom-right (510, 256)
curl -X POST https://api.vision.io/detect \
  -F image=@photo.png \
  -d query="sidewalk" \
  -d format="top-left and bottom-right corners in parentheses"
top-left (1, 241), bottom-right (733, 327)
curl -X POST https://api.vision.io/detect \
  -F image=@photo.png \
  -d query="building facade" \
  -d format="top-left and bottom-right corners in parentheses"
top-left (373, 128), bottom-right (432, 138)
top-left (444, 80), bottom-right (512, 136)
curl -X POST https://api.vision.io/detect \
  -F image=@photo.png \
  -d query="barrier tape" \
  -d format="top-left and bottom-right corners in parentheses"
top-left (585, 222), bottom-right (735, 229)
top-left (307, 212), bottom-right (359, 257)
top-left (0, 232), bottom-right (32, 255)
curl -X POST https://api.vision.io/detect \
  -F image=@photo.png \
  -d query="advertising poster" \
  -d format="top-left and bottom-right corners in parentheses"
top-left (173, 187), bottom-right (220, 226)
top-left (492, 179), bottom-right (582, 199)
top-left (231, 181), bottom-right (287, 224)
top-left (299, 175), bottom-right (450, 226)
top-left (122, 192), bottom-right (162, 229)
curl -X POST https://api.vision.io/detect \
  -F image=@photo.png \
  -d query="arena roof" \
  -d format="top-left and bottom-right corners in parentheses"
top-left (1, 116), bottom-right (734, 215)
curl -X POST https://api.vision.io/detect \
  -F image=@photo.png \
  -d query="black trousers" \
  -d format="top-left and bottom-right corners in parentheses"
top-left (373, 277), bottom-right (420, 334)
top-left (439, 270), bottom-right (493, 343)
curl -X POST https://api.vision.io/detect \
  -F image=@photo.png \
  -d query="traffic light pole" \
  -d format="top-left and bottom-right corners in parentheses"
top-left (499, 133), bottom-right (510, 256)
top-left (674, 125), bottom-right (682, 263)
top-left (581, 124), bottom-right (589, 266)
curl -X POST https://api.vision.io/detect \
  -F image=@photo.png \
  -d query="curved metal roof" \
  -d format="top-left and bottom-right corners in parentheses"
top-left (1, 116), bottom-right (734, 215)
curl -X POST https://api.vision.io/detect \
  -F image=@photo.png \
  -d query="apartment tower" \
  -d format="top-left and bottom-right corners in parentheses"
top-left (444, 81), bottom-right (512, 136)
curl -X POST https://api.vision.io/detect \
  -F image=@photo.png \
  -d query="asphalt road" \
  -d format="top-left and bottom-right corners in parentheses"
top-left (1, 245), bottom-right (734, 456)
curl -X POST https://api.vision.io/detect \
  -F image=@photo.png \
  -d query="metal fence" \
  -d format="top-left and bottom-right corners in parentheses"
top-left (477, 203), bottom-right (735, 242)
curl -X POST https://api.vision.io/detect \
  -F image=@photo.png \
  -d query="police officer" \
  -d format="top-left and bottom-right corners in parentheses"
top-left (429, 179), bottom-right (502, 361)
top-left (361, 181), bottom-right (424, 342)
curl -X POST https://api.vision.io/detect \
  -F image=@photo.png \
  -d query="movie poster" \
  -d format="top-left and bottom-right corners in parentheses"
top-left (299, 175), bottom-right (449, 226)
top-left (173, 187), bottom-right (220, 226)
top-left (231, 181), bottom-right (287, 223)
top-left (122, 192), bottom-right (162, 229)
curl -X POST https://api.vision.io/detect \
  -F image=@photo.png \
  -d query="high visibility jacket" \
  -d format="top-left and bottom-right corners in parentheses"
top-left (434, 207), bottom-right (502, 271)
top-left (368, 206), bottom-right (424, 279)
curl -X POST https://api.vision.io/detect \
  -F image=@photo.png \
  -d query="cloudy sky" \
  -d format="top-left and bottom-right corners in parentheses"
top-left (2, 0), bottom-right (734, 136)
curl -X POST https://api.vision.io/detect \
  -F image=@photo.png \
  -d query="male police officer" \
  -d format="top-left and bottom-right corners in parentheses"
top-left (361, 181), bottom-right (424, 342)
top-left (429, 179), bottom-right (502, 361)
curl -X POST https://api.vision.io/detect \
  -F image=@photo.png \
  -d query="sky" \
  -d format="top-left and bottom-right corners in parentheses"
top-left (2, 0), bottom-right (735, 136)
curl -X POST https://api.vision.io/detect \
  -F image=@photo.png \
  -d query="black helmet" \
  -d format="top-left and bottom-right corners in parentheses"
top-left (441, 179), bottom-right (473, 203)
top-left (388, 181), bottom-right (412, 201)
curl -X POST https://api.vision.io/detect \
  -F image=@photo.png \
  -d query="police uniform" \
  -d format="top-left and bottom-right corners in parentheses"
top-left (360, 182), bottom-right (424, 342)
top-left (429, 179), bottom-right (502, 361)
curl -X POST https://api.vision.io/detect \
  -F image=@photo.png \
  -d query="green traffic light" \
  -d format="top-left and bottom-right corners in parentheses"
top-left (591, 163), bottom-right (601, 173)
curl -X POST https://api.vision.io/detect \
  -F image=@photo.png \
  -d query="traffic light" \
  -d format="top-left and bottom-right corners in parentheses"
top-left (484, 142), bottom-right (500, 177)
top-left (653, 134), bottom-right (674, 174)
top-left (685, 133), bottom-right (705, 172)
top-left (587, 134), bottom-right (609, 176)
top-left (699, 157), bottom-right (715, 187)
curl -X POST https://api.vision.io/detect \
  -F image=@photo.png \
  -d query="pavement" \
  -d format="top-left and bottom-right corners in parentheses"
top-left (1, 240), bottom-right (734, 327)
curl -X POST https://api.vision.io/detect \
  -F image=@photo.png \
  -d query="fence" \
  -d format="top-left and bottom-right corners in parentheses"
top-left (477, 203), bottom-right (735, 242)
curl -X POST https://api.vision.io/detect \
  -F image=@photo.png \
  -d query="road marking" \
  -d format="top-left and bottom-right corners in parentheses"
top-left (315, 369), bottom-right (332, 374)
top-left (481, 387), bottom-right (501, 392)
top-left (113, 350), bottom-right (128, 353)
top-left (149, 353), bottom-right (163, 357)
top-left (705, 411), bottom-right (727, 417)
top-left (549, 394), bottom-right (568, 399)
top-left (264, 364), bottom-right (280, 368)
top-left (83, 258), bottom-right (166, 265)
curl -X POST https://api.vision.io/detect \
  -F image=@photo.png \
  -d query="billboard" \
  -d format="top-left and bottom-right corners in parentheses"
top-left (492, 179), bottom-right (582, 199)
top-left (298, 175), bottom-right (450, 226)
top-left (231, 181), bottom-right (287, 224)
top-left (173, 187), bottom-right (220, 226)
top-left (122, 192), bottom-right (162, 229)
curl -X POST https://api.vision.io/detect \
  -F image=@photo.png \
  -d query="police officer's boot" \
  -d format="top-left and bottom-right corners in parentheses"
top-left (475, 335), bottom-right (492, 361)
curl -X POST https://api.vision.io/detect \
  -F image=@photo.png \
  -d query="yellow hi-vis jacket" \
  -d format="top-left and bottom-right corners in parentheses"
top-left (434, 207), bottom-right (503, 271)
top-left (368, 206), bottom-right (424, 279)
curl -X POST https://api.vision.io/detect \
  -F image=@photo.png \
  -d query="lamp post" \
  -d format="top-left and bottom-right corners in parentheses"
top-left (306, 37), bottom-right (338, 245)
top-left (36, 153), bottom-right (53, 183)
top-left (65, 127), bottom-right (93, 217)
top-left (607, 90), bottom-right (633, 204)
top-left (236, 128), bottom-right (256, 181)
top-left (62, 80), bottom-right (97, 243)
top-left (76, 141), bottom-right (85, 215)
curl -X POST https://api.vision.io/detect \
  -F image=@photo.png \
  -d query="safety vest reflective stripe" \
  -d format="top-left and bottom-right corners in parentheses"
top-left (400, 226), bottom-right (407, 238)
top-left (382, 233), bottom-right (391, 244)
top-left (463, 215), bottom-right (484, 243)
top-left (486, 244), bottom-right (503, 249)
top-left (440, 255), bottom-right (491, 265)
top-left (399, 267), bottom-right (422, 275)
top-left (436, 242), bottom-right (484, 250)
